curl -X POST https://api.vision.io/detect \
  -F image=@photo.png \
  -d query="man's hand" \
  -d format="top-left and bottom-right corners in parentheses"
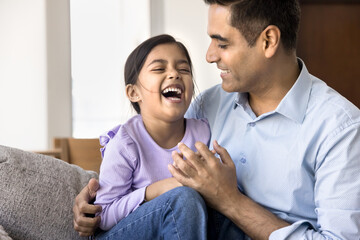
top-left (169, 140), bottom-right (238, 211)
top-left (73, 178), bottom-right (102, 237)
top-left (170, 140), bottom-right (290, 239)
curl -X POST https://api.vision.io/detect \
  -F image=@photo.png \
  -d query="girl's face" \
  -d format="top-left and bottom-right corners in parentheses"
top-left (130, 43), bottom-right (193, 123)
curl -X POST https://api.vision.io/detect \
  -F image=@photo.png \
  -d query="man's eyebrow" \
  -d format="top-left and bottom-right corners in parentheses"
top-left (210, 34), bottom-right (229, 42)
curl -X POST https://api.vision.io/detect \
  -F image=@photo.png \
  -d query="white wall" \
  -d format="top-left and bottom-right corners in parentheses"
top-left (0, 0), bottom-right (71, 151)
top-left (71, 0), bottom-right (151, 138)
top-left (0, 0), bottom-right (48, 150)
top-left (161, 0), bottom-right (220, 94)
top-left (0, 0), bottom-right (218, 150)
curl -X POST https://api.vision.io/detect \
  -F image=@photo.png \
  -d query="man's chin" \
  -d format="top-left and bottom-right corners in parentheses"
top-left (221, 82), bottom-right (238, 93)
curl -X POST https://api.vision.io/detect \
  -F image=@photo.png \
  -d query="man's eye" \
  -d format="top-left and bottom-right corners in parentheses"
top-left (218, 44), bottom-right (228, 49)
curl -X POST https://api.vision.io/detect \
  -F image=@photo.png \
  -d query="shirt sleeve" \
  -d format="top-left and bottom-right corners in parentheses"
top-left (270, 121), bottom-right (360, 239)
top-left (94, 129), bottom-right (147, 231)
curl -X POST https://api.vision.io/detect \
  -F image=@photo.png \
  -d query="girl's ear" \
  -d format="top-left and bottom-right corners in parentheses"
top-left (126, 84), bottom-right (141, 102)
top-left (260, 25), bottom-right (281, 58)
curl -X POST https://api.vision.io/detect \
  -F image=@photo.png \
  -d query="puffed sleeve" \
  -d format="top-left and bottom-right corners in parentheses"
top-left (94, 126), bottom-right (147, 231)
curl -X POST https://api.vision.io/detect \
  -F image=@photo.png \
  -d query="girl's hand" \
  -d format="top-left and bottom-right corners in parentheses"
top-left (145, 177), bottom-right (183, 201)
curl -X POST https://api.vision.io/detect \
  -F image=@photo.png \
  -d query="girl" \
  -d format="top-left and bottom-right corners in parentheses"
top-left (94, 34), bottom-right (210, 239)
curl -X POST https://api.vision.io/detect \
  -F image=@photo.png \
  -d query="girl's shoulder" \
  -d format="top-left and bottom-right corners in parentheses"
top-left (99, 115), bottom-right (143, 158)
top-left (186, 117), bottom-right (209, 129)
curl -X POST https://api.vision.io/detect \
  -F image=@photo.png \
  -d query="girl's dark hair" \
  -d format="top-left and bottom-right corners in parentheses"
top-left (124, 34), bottom-right (193, 114)
top-left (203, 0), bottom-right (300, 51)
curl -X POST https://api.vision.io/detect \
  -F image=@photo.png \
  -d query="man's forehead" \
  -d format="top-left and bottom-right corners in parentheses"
top-left (207, 4), bottom-right (238, 40)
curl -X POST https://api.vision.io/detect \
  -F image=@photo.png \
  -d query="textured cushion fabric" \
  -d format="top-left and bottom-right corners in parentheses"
top-left (0, 145), bottom-right (98, 240)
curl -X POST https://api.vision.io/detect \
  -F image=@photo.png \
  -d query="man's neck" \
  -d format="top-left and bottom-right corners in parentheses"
top-left (248, 54), bottom-right (300, 117)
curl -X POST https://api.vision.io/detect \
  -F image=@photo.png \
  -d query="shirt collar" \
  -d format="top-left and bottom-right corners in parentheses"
top-left (234, 92), bottom-right (248, 109)
top-left (275, 58), bottom-right (312, 123)
top-left (234, 58), bottom-right (312, 123)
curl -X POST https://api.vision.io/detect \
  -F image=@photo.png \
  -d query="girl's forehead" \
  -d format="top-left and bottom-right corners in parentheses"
top-left (146, 43), bottom-right (188, 63)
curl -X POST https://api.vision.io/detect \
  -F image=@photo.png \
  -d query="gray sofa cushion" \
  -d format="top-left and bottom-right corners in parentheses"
top-left (0, 145), bottom-right (98, 240)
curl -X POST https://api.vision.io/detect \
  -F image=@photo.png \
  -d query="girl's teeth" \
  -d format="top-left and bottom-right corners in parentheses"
top-left (162, 88), bottom-right (182, 94)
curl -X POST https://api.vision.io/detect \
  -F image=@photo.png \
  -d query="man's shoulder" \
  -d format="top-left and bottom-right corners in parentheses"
top-left (310, 77), bottom-right (360, 121)
top-left (306, 77), bottom-right (360, 134)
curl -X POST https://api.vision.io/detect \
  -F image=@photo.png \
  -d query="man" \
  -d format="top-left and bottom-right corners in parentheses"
top-left (74, 0), bottom-right (360, 239)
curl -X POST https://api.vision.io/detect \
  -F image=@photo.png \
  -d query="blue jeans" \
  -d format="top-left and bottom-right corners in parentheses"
top-left (207, 207), bottom-right (245, 240)
top-left (95, 186), bottom-right (207, 240)
top-left (95, 186), bottom-right (244, 240)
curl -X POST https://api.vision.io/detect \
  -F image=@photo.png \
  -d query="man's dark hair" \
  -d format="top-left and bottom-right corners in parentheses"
top-left (124, 34), bottom-right (193, 114)
top-left (203, 0), bottom-right (301, 51)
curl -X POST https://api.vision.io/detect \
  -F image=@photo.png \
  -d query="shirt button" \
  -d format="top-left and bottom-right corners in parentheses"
top-left (240, 157), bottom-right (247, 164)
top-left (248, 122), bottom-right (256, 127)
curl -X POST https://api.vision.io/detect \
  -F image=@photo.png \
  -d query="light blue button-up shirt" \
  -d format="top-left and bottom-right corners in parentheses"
top-left (186, 59), bottom-right (360, 239)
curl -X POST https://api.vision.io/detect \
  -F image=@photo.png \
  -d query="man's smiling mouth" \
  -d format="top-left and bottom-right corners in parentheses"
top-left (221, 69), bottom-right (230, 74)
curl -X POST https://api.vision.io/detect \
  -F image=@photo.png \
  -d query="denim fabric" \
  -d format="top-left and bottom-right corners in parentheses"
top-left (96, 186), bottom-right (207, 240)
top-left (207, 208), bottom-right (245, 240)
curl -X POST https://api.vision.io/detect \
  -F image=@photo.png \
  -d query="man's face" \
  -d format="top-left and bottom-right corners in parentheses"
top-left (206, 4), bottom-right (265, 94)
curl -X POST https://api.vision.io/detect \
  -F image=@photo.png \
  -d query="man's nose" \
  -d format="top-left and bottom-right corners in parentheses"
top-left (206, 42), bottom-right (219, 63)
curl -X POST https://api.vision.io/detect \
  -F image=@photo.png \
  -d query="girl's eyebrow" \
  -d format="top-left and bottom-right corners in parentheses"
top-left (147, 59), bottom-right (189, 67)
top-left (177, 59), bottom-right (190, 65)
top-left (147, 59), bottom-right (167, 67)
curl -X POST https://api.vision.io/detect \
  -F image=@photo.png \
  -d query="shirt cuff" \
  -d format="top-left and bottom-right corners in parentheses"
top-left (269, 220), bottom-right (311, 240)
top-left (130, 186), bottom-right (147, 212)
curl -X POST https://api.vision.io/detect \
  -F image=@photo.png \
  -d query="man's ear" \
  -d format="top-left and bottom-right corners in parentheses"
top-left (126, 84), bottom-right (141, 102)
top-left (260, 25), bottom-right (280, 58)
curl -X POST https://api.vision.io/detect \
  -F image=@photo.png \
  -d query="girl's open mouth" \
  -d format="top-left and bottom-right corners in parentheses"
top-left (162, 87), bottom-right (182, 100)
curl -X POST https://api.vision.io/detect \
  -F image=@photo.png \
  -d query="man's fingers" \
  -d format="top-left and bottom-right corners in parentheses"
top-left (73, 179), bottom-right (102, 235)
top-left (168, 164), bottom-right (190, 186)
top-left (171, 150), bottom-right (197, 176)
top-left (88, 178), bottom-right (100, 199)
top-left (178, 142), bottom-right (207, 170)
top-left (213, 140), bottom-right (234, 167)
top-left (76, 182), bottom-right (93, 203)
top-left (75, 214), bottom-right (100, 227)
top-left (73, 216), bottom-right (100, 237)
top-left (78, 201), bottom-right (102, 215)
top-left (195, 141), bottom-right (217, 164)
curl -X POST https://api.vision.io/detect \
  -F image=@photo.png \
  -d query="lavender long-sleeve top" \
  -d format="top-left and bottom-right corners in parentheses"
top-left (94, 114), bottom-right (211, 230)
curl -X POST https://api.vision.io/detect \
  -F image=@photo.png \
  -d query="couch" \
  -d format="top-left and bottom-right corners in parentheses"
top-left (0, 145), bottom-right (98, 240)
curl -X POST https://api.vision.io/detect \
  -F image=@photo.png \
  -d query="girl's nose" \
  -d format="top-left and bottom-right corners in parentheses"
top-left (168, 70), bottom-right (180, 79)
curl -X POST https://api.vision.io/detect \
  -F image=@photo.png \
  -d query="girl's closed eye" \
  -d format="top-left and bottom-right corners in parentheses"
top-left (152, 68), bottom-right (165, 72)
top-left (179, 68), bottom-right (191, 73)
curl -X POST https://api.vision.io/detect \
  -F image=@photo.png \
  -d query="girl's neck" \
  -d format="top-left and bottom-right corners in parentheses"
top-left (141, 116), bottom-right (186, 149)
